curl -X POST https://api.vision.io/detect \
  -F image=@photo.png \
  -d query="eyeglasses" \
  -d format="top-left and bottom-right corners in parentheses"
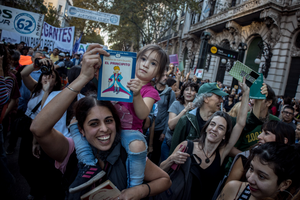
top-left (282, 111), bottom-right (293, 115)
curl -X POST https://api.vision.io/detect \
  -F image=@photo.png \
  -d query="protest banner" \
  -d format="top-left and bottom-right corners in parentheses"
top-left (68, 6), bottom-right (120, 26)
top-left (1, 22), bottom-right (75, 54)
top-left (0, 5), bottom-right (44, 38)
top-left (77, 43), bottom-right (89, 54)
top-left (41, 22), bottom-right (75, 54)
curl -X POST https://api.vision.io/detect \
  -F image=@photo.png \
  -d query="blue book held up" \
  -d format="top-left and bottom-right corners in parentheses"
top-left (98, 50), bottom-right (137, 102)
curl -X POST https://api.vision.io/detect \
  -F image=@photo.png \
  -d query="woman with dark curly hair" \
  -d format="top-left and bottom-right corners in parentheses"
top-left (161, 81), bottom-right (199, 161)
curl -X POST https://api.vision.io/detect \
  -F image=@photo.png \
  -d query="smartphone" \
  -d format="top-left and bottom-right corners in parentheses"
top-left (171, 145), bottom-right (187, 171)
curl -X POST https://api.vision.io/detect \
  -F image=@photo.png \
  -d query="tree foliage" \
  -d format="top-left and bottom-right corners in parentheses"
top-left (12, 0), bottom-right (48, 14)
top-left (6, 0), bottom-right (60, 27)
top-left (44, 6), bottom-right (60, 27)
top-left (70, 0), bottom-right (201, 51)
top-left (81, 31), bottom-right (104, 44)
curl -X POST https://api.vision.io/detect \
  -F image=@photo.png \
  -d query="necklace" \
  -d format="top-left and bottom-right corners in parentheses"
top-left (201, 148), bottom-right (215, 163)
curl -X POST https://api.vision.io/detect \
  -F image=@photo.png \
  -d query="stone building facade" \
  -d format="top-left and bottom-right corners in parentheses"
top-left (158, 0), bottom-right (300, 97)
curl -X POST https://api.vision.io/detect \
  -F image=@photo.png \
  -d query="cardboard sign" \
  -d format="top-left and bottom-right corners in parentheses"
top-left (195, 69), bottom-right (204, 78)
top-left (169, 54), bottom-right (178, 65)
top-left (229, 61), bottom-right (259, 87)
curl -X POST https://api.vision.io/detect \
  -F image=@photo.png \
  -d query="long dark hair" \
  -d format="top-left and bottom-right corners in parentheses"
top-left (31, 70), bottom-right (61, 98)
top-left (262, 120), bottom-right (295, 144)
top-left (74, 95), bottom-right (121, 135)
top-left (0, 44), bottom-right (11, 76)
top-left (247, 143), bottom-right (300, 200)
top-left (178, 81), bottom-right (199, 105)
top-left (194, 111), bottom-right (232, 149)
top-left (137, 44), bottom-right (169, 82)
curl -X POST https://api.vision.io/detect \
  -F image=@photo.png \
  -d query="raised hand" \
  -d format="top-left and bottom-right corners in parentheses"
top-left (42, 74), bottom-right (56, 92)
top-left (171, 145), bottom-right (190, 165)
top-left (80, 44), bottom-right (110, 82)
top-left (238, 77), bottom-right (249, 93)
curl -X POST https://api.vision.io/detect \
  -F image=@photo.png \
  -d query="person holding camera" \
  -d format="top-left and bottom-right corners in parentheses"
top-left (19, 58), bottom-right (68, 200)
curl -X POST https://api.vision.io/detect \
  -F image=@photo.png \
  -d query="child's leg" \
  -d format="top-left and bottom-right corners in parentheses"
top-left (69, 122), bottom-right (97, 166)
top-left (121, 130), bottom-right (147, 188)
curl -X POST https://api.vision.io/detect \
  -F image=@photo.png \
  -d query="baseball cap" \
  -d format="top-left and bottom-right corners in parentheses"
top-left (198, 82), bottom-right (228, 96)
top-left (59, 52), bottom-right (65, 57)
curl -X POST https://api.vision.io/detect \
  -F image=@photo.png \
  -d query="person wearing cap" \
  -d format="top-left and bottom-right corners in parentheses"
top-left (54, 53), bottom-right (67, 78)
top-left (71, 53), bottom-right (82, 66)
top-left (64, 53), bottom-right (74, 69)
top-left (169, 82), bottom-right (237, 154)
top-left (50, 48), bottom-right (59, 63)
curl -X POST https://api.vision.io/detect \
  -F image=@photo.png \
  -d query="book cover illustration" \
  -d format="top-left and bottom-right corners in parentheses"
top-left (98, 50), bottom-right (137, 102)
top-left (249, 73), bottom-right (266, 99)
top-left (80, 180), bottom-right (121, 200)
top-left (229, 61), bottom-right (260, 87)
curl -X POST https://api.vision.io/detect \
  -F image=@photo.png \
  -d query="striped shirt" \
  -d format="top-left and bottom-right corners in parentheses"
top-left (0, 76), bottom-right (14, 114)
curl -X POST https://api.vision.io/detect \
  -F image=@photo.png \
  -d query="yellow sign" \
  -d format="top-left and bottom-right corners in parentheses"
top-left (210, 46), bottom-right (217, 54)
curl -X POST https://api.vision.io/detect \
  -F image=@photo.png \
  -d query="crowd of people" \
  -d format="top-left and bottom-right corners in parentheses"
top-left (0, 41), bottom-right (300, 200)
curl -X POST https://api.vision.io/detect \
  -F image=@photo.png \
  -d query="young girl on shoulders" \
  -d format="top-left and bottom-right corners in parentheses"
top-left (69, 44), bottom-right (169, 192)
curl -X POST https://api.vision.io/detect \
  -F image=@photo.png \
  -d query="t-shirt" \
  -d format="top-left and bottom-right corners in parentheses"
top-left (115, 82), bottom-right (160, 133)
top-left (50, 54), bottom-right (59, 63)
top-left (283, 120), bottom-right (296, 129)
top-left (235, 112), bottom-right (279, 152)
top-left (168, 100), bottom-right (185, 115)
top-left (55, 137), bottom-right (75, 174)
top-left (25, 90), bottom-right (69, 137)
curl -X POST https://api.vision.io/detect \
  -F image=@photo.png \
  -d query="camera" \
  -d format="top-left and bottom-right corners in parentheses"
top-left (35, 58), bottom-right (52, 75)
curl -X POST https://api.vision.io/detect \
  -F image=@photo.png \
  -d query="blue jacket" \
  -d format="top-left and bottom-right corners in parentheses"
top-left (71, 58), bottom-right (81, 66)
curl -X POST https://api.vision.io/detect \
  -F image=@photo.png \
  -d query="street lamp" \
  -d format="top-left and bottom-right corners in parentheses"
top-left (254, 57), bottom-right (261, 64)
top-left (221, 58), bottom-right (227, 64)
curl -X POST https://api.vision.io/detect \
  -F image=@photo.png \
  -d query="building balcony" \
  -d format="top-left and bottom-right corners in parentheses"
top-left (189, 0), bottom-right (300, 34)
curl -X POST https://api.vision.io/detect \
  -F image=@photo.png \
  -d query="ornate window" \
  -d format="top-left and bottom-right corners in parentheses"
top-left (295, 32), bottom-right (300, 49)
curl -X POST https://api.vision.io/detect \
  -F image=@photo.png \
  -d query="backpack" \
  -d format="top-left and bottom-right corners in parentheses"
top-left (154, 140), bottom-right (194, 200)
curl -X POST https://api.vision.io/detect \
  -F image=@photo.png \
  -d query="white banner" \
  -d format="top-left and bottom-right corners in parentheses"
top-left (41, 22), bottom-right (75, 54)
top-left (68, 6), bottom-right (120, 26)
top-left (0, 5), bottom-right (44, 38)
top-left (1, 22), bottom-right (75, 54)
top-left (77, 43), bottom-right (89, 54)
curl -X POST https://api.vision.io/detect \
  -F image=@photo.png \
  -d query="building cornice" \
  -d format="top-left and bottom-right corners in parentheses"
top-left (189, 0), bottom-right (299, 34)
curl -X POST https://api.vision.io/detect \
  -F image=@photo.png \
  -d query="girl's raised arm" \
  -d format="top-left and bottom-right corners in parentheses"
top-left (30, 44), bottom-right (109, 162)
top-left (222, 77), bottom-right (249, 159)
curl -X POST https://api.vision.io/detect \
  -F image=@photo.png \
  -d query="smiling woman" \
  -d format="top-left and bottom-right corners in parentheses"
top-left (160, 77), bottom-right (250, 200)
top-left (30, 44), bottom-right (171, 199)
top-left (217, 143), bottom-right (300, 200)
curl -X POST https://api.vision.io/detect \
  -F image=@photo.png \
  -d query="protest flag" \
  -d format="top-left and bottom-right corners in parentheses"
top-left (73, 32), bottom-right (83, 54)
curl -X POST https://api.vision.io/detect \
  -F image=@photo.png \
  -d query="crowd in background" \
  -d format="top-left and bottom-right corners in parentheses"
top-left (0, 41), bottom-right (300, 200)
